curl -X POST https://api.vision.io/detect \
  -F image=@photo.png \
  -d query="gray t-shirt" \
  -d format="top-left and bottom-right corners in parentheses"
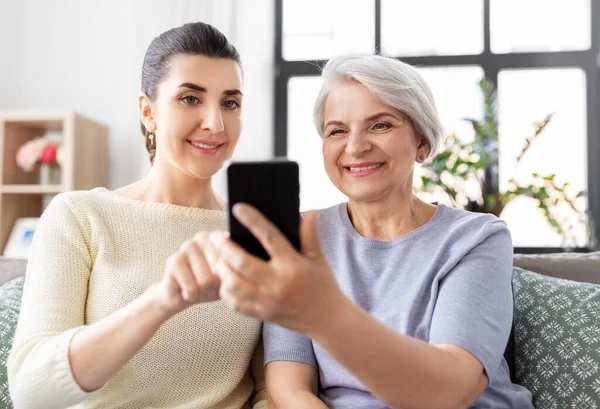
top-left (263, 202), bottom-right (533, 408)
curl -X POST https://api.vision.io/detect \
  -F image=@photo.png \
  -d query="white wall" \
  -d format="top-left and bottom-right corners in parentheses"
top-left (0, 0), bottom-right (274, 195)
top-left (0, 0), bottom-right (19, 109)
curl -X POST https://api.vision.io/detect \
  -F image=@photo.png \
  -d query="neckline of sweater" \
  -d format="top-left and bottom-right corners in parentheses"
top-left (91, 187), bottom-right (228, 215)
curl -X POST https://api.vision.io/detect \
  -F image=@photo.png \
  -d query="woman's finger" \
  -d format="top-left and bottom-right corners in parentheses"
top-left (231, 203), bottom-right (295, 259)
top-left (221, 297), bottom-right (265, 319)
top-left (193, 232), bottom-right (221, 271)
top-left (211, 233), bottom-right (267, 284)
top-left (169, 253), bottom-right (201, 302)
top-left (185, 240), bottom-right (220, 293)
top-left (217, 258), bottom-right (261, 304)
top-left (299, 210), bottom-right (325, 260)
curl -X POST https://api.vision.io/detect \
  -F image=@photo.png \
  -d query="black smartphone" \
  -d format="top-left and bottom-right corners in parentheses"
top-left (227, 159), bottom-right (301, 260)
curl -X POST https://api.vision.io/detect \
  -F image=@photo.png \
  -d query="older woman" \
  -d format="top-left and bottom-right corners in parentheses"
top-left (208, 55), bottom-right (533, 408)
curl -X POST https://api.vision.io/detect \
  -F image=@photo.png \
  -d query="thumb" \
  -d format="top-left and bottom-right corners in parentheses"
top-left (300, 210), bottom-right (324, 259)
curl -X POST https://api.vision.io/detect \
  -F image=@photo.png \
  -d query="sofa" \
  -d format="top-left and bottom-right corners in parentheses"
top-left (509, 252), bottom-right (600, 407)
top-left (506, 251), bottom-right (600, 378)
top-left (0, 253), bottom-right (599, 408)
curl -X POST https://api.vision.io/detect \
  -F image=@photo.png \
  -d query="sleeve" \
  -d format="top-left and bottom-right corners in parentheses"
top-left (7, 194), bottom-right (101, 408)
top-left (263, 322), bottom-right (317, 368)
top-left (428, 219), bottom-right (513, 384)
top-left (249, 336), bottom-right (268, 409)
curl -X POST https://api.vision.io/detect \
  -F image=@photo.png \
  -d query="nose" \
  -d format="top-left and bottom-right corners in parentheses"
top-left (201, 105), bottom-right (224, 134)
top-left (345, 130), bottom-right (371, 156)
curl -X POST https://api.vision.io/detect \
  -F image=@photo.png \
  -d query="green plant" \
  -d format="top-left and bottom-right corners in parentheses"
top-left (420, 78), bottom-right (587, 246)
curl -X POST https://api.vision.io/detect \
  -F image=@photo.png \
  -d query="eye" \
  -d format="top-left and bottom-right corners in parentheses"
top-left (222, 100), bottom-right (240, 110)
top-left (373, 122), bottom-right (391, 130)
top-left (328, 129), bottom-right (346, 137)
top-left (181, 95), bottom-right (199, 105)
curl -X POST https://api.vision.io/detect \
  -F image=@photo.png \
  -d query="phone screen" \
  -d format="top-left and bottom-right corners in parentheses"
top-left (227, 159), bottom-right (300, 260)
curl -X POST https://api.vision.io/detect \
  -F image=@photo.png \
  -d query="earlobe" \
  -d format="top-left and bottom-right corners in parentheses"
top-left (417, 137), bottom-right (430, 163)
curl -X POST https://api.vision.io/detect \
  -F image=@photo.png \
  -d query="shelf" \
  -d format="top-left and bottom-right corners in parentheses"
top-left (0, 185), bottom-right (63, 194)
top-left (0, 110), bottom-right (108, 256)
top-left (0, 110), bottom-right (73, 130)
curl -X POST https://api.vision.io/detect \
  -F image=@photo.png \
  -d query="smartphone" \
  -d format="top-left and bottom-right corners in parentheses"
top-left (227, 159), bottom-right (301, 260)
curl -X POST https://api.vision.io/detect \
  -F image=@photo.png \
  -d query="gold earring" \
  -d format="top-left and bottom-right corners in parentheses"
top-left (148, 131), bottom-right (155, 147)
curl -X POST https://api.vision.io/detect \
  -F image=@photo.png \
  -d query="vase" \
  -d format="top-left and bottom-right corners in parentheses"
top-left (39, 163), bottom-right (58, 185)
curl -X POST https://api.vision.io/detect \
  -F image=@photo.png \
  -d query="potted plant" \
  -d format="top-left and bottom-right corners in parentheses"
top-left (420, 79), bottom-right (588, 247)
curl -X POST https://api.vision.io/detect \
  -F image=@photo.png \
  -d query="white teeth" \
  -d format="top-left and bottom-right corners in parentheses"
top-left (349, 163), bottom-right (382, 172)
top-left (190, 141), bottom-right (219, 149)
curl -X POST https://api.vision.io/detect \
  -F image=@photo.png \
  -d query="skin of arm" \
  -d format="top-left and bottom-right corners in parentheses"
top-left (265, 361), bottom-right (328, 409)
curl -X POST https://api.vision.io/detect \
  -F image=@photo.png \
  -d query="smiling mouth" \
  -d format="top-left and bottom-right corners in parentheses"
top-left (345, 163), bottom-right (384, 172)
top-left (188, 140), bottom-right (222, 149)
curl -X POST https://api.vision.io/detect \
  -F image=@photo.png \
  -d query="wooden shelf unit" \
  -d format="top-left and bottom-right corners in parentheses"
top-left (0, 110), bottom-right (108, 254)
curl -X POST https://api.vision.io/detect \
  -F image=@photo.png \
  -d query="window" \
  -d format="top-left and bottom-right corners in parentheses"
top-left (490, 0), bottom-right (591, 53)
top-left (275, 0), bottom-right (600, 251)
top-left (497, 69), bottom-right (588, 247)
top-left (283, 0), bottom-right (375, 61)
top-left (287, 76), bottom-right (347, 211)
top-left (381, 0), bottom-right (484, 56)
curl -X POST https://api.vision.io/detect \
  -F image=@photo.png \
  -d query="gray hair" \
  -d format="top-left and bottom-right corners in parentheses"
top-left (313, 55), bottom-right (444, 159)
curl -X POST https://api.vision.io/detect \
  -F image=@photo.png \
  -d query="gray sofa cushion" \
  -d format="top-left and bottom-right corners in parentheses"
top-left (0, 259), bottom-right (26, 288)
top-left (512, 267), bottom-right (600, 408)
top-left (0, 277), bottom-right (24, 408)
top-left (505, 252), bottom-right (600, 382)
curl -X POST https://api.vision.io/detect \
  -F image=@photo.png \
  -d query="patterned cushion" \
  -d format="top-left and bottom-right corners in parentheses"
top-left (0, 277), bottom-right (24, 409)
top-left (513, 267), bottom-right (600, 408)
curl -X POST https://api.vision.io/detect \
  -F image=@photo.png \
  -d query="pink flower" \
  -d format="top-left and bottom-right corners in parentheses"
top-left (15, 138), bottom-right (51, 172)
top-left (40, 144), bottom-right (58, 164)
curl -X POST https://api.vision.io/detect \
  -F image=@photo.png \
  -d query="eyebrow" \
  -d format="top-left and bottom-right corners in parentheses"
top-left (324, 112), bottom-right (399, 128)
top-left (365, 112), bottom-right (399, 122)
top-left (178, 82), bottom-right (243, 97)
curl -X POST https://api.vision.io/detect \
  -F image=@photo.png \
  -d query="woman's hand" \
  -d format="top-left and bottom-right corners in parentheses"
top-left (150, 232), bottom-right (223, 316)
top-left (211, 203), bottom-right (346, 335)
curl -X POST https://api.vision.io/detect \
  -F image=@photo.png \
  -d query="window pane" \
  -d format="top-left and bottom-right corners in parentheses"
top-left (381, 0), bottom-right (483, 56)
top-left (287, 77), bottom-right (347, 211)
top-left (417, 66), bottom-right (485, 142)
top-left (283, 0), bottom-right (375, 61)
top-left (498, 69), bottom-right (588, 247)
top-left (415, 66), bottom-right (485, 204)
top-left (491, 0), bottom-right (591, 53)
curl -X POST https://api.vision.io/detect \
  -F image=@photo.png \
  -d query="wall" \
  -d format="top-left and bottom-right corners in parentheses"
top-left (0, 0), bottom-right (274, 196)
top-left (0, 0), bottom-right (19, 109)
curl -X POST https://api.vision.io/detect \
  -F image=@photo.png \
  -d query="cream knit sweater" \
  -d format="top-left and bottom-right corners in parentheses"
top-left (8, 188), bottom-right (267, 409)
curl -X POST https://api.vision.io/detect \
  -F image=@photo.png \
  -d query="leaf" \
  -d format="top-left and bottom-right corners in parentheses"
top-left (515, 114), bottom-right (553, 163)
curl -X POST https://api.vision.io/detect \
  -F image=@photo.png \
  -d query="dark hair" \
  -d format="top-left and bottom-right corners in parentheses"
top-left (140, 22), bottom-right (241, 164)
